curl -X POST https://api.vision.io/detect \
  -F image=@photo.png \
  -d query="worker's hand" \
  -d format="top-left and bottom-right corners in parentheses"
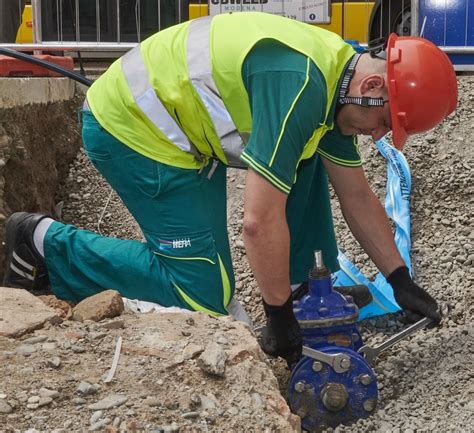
top-left (259, 294), bottom-right (302, 366)
top-left (387, 266), bottom-right (442, 324)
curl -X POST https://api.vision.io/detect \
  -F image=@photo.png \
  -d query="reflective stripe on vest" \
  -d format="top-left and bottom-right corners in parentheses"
top-left (120, 45), bottom-right (202, 159)
top-left (187, 17), bottom-right (247, 167)
top-left (121, 18), bottom-right (249, 167)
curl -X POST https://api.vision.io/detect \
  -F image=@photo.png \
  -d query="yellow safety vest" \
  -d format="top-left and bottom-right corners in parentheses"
top-left (87, 12), bottom-right (355, 170)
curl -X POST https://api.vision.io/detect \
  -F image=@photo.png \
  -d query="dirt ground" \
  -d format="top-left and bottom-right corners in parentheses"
top-left (0, 75), bottom-right (473, 432)
top-left (0, 98), bottom-right (82, 274)
top-left (0, 304), bottom-right (298, 432)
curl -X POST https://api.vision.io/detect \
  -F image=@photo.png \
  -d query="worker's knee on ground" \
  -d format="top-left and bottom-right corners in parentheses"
top-left (149, 229), bottom-right (234, 316)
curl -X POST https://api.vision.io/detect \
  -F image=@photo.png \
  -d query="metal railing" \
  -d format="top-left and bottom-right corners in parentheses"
top-left (0, 0), bottom-right (472, 60)
top-left (1, 0), bottom-right (195, 53)
top-left (369, 0), bottom-right (473, 53)
top-left (1, 0), bottom-right (373, 53)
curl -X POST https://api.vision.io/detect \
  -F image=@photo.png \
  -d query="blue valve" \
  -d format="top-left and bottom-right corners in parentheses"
top-left (289, 250), bottom-right (378, 430)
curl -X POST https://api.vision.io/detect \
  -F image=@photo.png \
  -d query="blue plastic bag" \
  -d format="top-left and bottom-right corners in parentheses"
top-left (333, 137), bottom-right (412, 320)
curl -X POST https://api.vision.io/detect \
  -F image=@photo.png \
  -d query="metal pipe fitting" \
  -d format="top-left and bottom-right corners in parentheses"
top-left (320, 383), bottom-right (349, 412)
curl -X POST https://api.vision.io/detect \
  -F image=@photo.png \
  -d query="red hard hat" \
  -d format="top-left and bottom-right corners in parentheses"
top-left (386, 33), bottom-right (458, 149)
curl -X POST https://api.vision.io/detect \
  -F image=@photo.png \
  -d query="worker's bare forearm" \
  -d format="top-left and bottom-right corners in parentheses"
top-left (323, 159), bottom-right (405, 276)
top-left (340, 189), bottom-right (405, 276)
top-left (243, 169), bottom-right (292, 306)
top-left (243, 216), bottom-right (292, 306)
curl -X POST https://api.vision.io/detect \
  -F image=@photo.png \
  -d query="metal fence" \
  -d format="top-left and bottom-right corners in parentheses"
top-left (1, 0), bottom-right (195, 53)
top-left (0, 0), bottom-right (473, 68)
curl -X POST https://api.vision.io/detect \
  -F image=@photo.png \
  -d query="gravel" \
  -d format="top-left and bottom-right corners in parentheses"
top-left (53, 76), bottom-right (474, 431)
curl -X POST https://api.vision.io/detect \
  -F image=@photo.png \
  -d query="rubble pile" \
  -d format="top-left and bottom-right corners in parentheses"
top-left (0, 289), bottom-right (299, 431)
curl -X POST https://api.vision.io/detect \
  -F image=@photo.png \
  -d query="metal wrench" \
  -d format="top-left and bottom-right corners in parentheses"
top-left (302, 345), bottom-right (352, 373)
top-left (358, 316), bottom-right (433, 365)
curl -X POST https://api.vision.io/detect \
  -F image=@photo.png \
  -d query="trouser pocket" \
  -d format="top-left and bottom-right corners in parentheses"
top-left (148, 229), bottom-right (232, 315)
top-left (82, 113), bottom-right (161, 199)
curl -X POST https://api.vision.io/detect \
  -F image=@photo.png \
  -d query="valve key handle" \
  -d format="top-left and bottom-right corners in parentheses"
top-left (358, 316), bottom-right (432, 365)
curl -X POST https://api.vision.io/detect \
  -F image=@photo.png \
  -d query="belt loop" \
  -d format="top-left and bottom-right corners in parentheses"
top-left (78, 98), bottom-right (90, 128)
top-left (198, 159), bottom-right (207, 175)
top-left (207, 159), bottom-right (219, 180)
top-left (77, 107), bottom-right (82, 127)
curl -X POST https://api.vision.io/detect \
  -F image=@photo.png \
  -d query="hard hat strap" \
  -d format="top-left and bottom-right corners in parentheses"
top-left (338, 96), bottom-right (386, 107)
top-left (338, 53), bottom-right (361, 104)
top-left (338, 52), bottom-right (386, 108)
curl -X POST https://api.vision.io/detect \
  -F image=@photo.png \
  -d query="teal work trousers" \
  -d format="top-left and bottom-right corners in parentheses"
top-left (44, 111), bottom-right (339, 314)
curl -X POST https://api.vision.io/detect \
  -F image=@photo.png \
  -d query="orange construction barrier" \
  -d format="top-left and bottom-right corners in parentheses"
top-left (0, 55), bottom-right (74, 77)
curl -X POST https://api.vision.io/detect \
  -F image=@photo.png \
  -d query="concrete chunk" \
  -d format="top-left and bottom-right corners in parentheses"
top-left (88, 394), bottom-right (128, 410)
top-left (72, 290), bottom-right (124, 322)
top-left (197, 342), bottom-right (228, 377)
top-left (0, 399), bottom-right (12, 414)
top-left (0, 287), bottom-right (61, 338)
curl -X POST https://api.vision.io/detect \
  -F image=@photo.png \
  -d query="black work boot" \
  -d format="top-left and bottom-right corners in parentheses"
top-left (3, 212), bottom-right (51, 295)
top-left (334, 285), bottom-right (373, 308)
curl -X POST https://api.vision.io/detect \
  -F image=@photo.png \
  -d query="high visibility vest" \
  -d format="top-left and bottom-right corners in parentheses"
top-left (87, 12), bottom-right (355, 170)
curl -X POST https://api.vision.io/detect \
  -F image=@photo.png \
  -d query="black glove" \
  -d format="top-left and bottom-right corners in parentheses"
top-left (387, 266), bottom-right (442, 324)
top-left (260, 294), bottom-right (302, 365)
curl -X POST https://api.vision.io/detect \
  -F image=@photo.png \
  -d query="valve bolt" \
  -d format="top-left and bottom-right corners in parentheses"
top-left (314, 250), bottom-right (324, 268)
top-left (359, 374), bottom-right (372, 386)
top-left (320, 384), bottom-right (349, 412)
top-left (294, 381), bottom-right (305, 393)
top-left (340, 358), bottom-right (351, 370)
top-left (363, 398), bottom-right (377, 412)
top-left (312, 361), bottom-right (323, 372)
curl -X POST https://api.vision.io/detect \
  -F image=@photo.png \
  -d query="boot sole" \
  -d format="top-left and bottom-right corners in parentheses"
top-left (3, 212), bottom-right (29, 287)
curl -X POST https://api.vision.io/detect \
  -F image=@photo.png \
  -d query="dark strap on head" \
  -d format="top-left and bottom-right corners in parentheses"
top-left (338, 51), bottom-right (387, 108)
top-left (338, 96), bottom-right (386, 107)
top-left (338, 53), bottom-right (361, 103)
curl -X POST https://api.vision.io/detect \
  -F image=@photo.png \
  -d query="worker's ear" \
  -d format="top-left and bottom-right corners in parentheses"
top-left (360, 73), bottom-right (386, 95)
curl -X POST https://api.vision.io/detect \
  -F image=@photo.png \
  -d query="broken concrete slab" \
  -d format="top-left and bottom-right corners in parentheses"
top-left (0, 287), bottom-right (61, 338)
top-left (38, 295), bottom-right (73, 319)
top-left (0, 77), bottom-right (75, 109)
top-left (72, 290), bottom-right (124, 322)
top-left (0, 304), bottom-right (300, 431)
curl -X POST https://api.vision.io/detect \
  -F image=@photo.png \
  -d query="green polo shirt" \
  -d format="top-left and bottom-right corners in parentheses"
top-left (240, 39), bottom-right (361, 194)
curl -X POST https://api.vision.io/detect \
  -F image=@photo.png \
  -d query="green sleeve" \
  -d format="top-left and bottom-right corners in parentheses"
top-left (317, 126), bottom-right (362, 167)
top-left (240, 40), bottom-right (327, 194)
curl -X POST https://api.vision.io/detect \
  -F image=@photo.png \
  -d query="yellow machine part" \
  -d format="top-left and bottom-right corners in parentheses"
top-left (189, 2), bottom-right (375, 44)
top-left (16, 4), bottom-right (33, 44)
top-left (318, 2), bottom-right (374, 43)
top-left (189, 4), bottom-right (210, 20)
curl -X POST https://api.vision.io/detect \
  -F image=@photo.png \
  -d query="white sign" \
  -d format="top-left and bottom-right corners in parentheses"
top-left (208, 0), bottom-right (330, 24)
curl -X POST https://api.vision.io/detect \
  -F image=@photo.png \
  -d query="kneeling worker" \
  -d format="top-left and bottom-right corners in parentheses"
top-left (4, 12), bottom-right (456, 364)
